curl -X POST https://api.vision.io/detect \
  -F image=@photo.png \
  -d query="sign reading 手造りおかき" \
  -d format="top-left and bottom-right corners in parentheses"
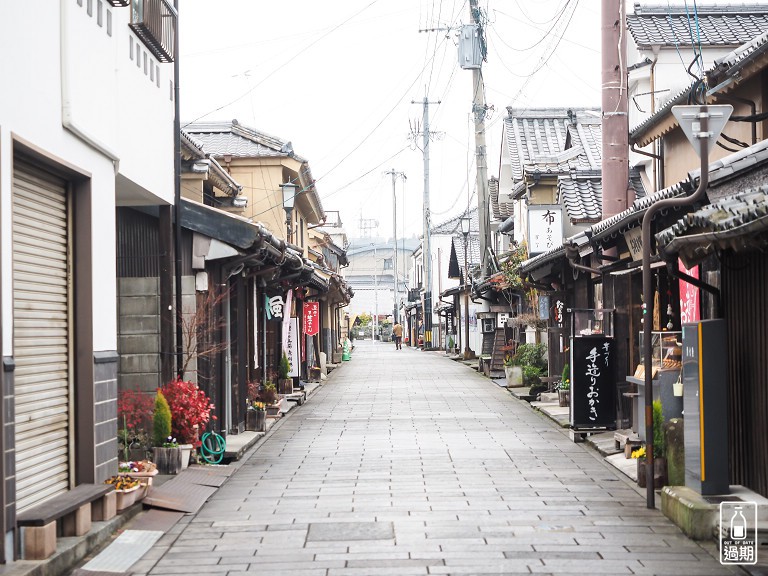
top-left (570, 335), bottom-right (616, 430)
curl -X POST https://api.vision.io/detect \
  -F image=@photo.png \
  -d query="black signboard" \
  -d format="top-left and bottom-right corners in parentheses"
top-left (570, 335), bottom-right (616, 430)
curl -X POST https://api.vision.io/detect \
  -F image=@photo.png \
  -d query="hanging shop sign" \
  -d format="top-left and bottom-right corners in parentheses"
top-left (528, 205), bottom-right (563, 256)
top-left (570, 335), bottom-right (616, 430)
top-left (679, 260), bottom-right (700, 324)
top-left (304, 301), bottom-right (320, 336)
top-left (265, 293), bottom-right (285, 321)
top-left (624, 226), bottom-right (643, 261)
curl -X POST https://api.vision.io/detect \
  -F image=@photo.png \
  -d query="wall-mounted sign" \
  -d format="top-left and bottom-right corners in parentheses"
top-left (284, 317), bottom-right (300, 378)
top-left (679, 260), bottom-right (700, 324)
top-left (528, 206), bottom-right (563, 255)
top-left (624, 227), bottom-right (643, 261)
top-left (570, 335), bottom-right (615, 430)
top-left (265, 293), bottom-right (285, 320)
top-left (304, 301), bottom-right (320, 336)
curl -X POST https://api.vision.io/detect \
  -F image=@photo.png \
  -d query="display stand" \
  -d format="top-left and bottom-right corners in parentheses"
top-left (568, 309), bottom-right (616, 437)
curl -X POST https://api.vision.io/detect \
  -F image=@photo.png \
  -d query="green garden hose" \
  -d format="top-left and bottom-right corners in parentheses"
top-left (200, 430), bottom-right (226, 464)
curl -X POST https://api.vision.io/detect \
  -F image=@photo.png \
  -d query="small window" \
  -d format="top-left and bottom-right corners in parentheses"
top-left (77, 0), bottom-right (83, 7)
top-left (143, 52), bottom-right (147, 75)
top-left (383, 258), bottom-right (393, 270)
top-left (106, 9), bottom-right (112, 35)
top-left (129, 36), bottom-right (133, 60)
top-left (97, 0), bottom-right (103, 26)
top-left (87, 0), bottom-right (93, 16)
top-left (150, 61), bottom-right (154, 82)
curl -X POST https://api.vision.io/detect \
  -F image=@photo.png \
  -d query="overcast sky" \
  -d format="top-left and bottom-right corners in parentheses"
top-left (178, 1), bottom-right (742, 243)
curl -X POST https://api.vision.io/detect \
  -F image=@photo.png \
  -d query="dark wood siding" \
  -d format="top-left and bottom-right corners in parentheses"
top-left (724, 250), bottom-right (768, 497)
top-left (116, 207), bottom-right (192, 277)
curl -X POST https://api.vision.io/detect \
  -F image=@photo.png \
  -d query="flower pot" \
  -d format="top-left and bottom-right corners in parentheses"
top-left (637, 459), bottom-right (646, 487)
top-left (115, 484), bottom-right (140, 511)
top-left (504, 365), bottom-right (523, 387)
top-left (266, 403), bottom-right (281, 418)
top-left (179, 444), bottom-right (193, 470)
top-left (153, 446), bottom-right (182, 475)
top-left (558, 390), bottom-right (570, 407)
top-left (278, 378), bottom-right (293, 395)
top-left (246, 409), bottom-right (266, 432)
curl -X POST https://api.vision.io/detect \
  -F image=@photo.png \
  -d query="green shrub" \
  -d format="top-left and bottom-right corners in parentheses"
top-left (512, 343), bottom-right (548, 371)
top-left (653, 399), bottom-right (666, 459)
top-left (562, 363), bottom-right (570, 383)
top-left (152, 390), bottom-right (172, 447)
top-left (522, 365), bottom-right (543, 387)
top-left (279, 352), bottom-right (291, 380)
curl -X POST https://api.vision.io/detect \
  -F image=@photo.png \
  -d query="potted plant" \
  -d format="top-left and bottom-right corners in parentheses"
top-left (631, 445), bottom-right (648, 487)
top-left (558, 364), bottom-right (570, 407)
top-left (161, 378), bottom-right (215, 469)
top-left (117, 388), bottom-right (154, 462)
top-left (245, 381), bottom-right (266, 432)
top-left (278, 352), bottom-right (293, 395)
top-left (105, 474), bottom-right (144, 511)
top-left (151, 390), bottom-right (182, 475)
top-left (260, 380), bottom-right (280, 417)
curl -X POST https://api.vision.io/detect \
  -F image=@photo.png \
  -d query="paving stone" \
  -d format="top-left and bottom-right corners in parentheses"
top-left (110, 341), bottom-right (727, 575)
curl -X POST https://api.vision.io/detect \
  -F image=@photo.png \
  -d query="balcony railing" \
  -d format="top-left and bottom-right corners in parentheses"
top-left (130, 0), bottom-right (176, 63)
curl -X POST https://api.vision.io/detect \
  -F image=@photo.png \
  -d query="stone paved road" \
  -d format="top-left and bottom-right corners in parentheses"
top-left (132, 341), bottom-right (738, 575)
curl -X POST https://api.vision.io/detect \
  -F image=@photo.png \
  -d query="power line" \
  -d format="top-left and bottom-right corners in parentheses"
top-left (182, 1), bottom-right (380, 128)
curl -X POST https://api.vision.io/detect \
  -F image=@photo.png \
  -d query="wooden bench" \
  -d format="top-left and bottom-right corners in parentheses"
top-left (17, 484), bottom-right (116, 560)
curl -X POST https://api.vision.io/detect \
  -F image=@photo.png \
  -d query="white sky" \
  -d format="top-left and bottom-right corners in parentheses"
top-left (178, 0), bottom-right (744, 242)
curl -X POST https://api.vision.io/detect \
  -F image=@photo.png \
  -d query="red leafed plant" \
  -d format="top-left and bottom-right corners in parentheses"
top-left (118, 389), bottom-right (154, 436)
top-left (160, 378), bottom-right (215, 446)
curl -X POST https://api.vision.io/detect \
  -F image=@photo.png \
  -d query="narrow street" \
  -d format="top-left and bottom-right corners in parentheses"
top-left (132, 341), bottom-right (731, 576)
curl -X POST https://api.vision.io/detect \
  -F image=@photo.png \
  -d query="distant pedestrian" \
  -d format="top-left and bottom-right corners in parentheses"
top-left (392, 322), bottom-right (403, 350)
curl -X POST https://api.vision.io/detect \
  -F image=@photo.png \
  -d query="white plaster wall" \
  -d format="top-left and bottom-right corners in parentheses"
top-left (0, 1), bottom-right (174, 354)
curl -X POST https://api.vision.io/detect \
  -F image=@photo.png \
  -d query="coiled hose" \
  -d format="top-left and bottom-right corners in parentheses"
top-left (200, 430), bottom-right (226, 464)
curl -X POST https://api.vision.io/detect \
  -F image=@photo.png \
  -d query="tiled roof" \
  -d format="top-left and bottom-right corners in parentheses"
top-left (184, 120), bottom-right (306, 161)
top-left (631, 25), bottom-right (768, 143)
top-left (489, 177), bottom-right (514, 220)
top-left (432, 207), bottom-right (479, 235)
top-left (558, 173), bottom-right (602, 221)
top-left (627, 4), bottom-right (768, 48)
top-left (452, 235), bottom-right (481, 268)
top-left (657, 185), bottom-right (768, 265)
top-left (710, 28), bottom-right (768, 79)
top-left (503, 108), bottom-right (602, 182)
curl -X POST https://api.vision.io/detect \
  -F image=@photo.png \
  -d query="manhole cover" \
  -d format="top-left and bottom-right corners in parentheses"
top-left (307, 522), bottom-right (394, 541)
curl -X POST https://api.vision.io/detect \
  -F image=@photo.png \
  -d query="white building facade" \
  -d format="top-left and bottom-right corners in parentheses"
top-left (0, 0), bottom-right (175, 561)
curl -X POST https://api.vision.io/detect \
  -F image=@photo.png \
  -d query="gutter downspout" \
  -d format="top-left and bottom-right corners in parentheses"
top-left (640, 105), bottom-right (718, 509)
top-left (173, 0), bottom-right (183, 377)
top-left (650, 50), bottom-right (658, 191)
top-left (565, 245), bottom-right (602, 276)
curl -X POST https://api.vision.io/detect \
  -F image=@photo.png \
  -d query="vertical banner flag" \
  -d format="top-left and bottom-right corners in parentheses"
top-left (304, 301), bottom-right (320, 337)
top-left (281, 289), bottom-right (294, 362)
top-left (286, 317), bottom-right (300, 378)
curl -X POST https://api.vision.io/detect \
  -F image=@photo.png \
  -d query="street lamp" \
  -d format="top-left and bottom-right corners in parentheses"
top-left (460, 216), bottom-right (474, 360)
top-left (280, 181), bottom-right (297, 244)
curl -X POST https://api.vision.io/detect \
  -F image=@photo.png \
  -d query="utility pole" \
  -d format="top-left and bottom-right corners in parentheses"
top-left (469, 0), bottom-right (491, 278)
top-left (385, 169), bottom-right (406, 324)
top-left (412, 96), bottom-right (441, 350)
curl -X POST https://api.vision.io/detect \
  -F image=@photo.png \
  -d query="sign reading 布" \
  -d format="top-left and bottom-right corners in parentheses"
top-left (528, 206), bottom-right (563, 256)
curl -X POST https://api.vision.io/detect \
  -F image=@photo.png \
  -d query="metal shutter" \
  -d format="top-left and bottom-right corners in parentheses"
top-left (12, 161), bottom-right (71, 512)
